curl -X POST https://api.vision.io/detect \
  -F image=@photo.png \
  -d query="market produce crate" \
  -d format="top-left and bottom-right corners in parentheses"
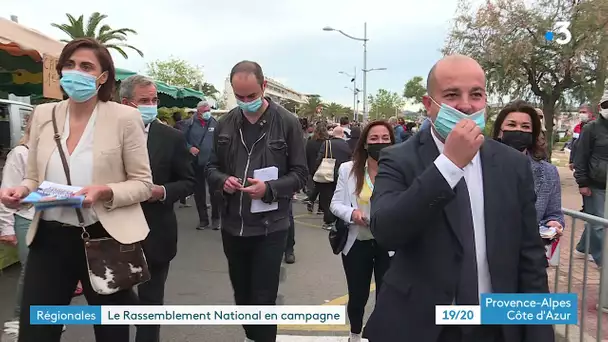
top-left (0, 243), bottom-right (18, 271)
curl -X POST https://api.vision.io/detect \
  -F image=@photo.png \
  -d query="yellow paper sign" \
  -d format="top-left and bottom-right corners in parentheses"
top-left (42, 54), bottom-right (62, 100)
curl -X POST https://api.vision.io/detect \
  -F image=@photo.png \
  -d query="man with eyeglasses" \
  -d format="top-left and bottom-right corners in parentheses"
top-left (120, 75), bottom-right (195, 342)
top-left (573, 92), bottom-right (608, 267)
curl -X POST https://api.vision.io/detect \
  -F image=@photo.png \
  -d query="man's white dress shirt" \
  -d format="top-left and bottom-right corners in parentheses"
top-left (431, 130), bottom-right (493, 298)
top-left (144, 121), bottom-right (166, 201)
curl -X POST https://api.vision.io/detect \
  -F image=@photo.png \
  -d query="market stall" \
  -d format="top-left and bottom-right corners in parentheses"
top-left (0, 17), bottom-right (64, 99)
top-left (115, 67), bottom-right (205, 109)
top-left (0, 18), bottom-right (66, 269)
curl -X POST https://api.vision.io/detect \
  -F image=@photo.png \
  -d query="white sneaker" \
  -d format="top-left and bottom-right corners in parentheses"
top-left (3, 320), bottom-right (18, 330)
top-left (574, 250), bottom-right (594, 261)
top-left (349, 332), bottom-right (362, 342)
top-left (3, 320), bottom-right (19, 340)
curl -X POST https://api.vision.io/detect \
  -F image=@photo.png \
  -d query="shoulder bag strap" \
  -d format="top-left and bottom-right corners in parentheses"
top-left (328, 139), bottom-right (333, 158)
top-left (51, 106), bottom-right (87, 232)
top-left (324, 140), bottom-right (329, 158)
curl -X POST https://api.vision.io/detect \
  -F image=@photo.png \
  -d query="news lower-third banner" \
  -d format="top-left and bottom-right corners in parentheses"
top-left (30, 305), bottom-right (346, 325)
top-left (435, 293), bottom-right (578, 325)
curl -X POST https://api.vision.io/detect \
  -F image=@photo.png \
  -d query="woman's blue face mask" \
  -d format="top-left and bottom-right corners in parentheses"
top-left (60, 70), bottom-right (105, 102)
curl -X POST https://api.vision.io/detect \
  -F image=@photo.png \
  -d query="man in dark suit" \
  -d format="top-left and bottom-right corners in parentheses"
top-left (365, 55), bottom-right (553, 342)
top-left (120, 75), bottom-right (196, 342)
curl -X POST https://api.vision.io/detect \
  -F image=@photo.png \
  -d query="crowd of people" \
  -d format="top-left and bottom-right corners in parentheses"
top-left (0, 36), bottom-right (606, 342)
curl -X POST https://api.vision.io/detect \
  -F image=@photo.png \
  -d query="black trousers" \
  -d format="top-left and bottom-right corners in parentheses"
top-left (135, 261), bottom-right (171, 342)
top-left (19, 220), bottom-right (138, 342)
top-left (285, 202), bottom-right (295, 254)
top-left (341, 239), bottom-right (391, 334)
top-left (317, 182), bottom-right (337, 224)
top-left (194, 164), bottom-right (220, 225)
top-left (306, 176), bottom-right (319, 203)
top-left (222, 230), bottom-right (288, 342)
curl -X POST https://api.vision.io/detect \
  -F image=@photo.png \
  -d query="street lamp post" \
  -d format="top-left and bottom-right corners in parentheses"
top-left (344, 86), bottom-right (359, 120)
top-left (323, 23), bottom-right (386, 120)
top-left (339, 67), bottom-right (357, 121)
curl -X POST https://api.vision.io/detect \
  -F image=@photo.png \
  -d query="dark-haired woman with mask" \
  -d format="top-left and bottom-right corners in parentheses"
top-left (492, 100), bottom-right (565, 246)
top-left (0, 38), bottom-right (152, 342)
top-left (330, 120), bottom-right (395, 342)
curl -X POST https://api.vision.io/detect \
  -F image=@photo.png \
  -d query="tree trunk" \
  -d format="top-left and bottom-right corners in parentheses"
top-left (543, 98), bottom-right (559, 161)
top-left (592, 37), bottom-right (608, 110)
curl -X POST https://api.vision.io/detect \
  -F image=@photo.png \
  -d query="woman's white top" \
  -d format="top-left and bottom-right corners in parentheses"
top-left (0, 145), bottom-right (35, 236)
top-left (330, 161), bottom-right (395, 257)
top-left (42, 107), bottom-right (99, 226)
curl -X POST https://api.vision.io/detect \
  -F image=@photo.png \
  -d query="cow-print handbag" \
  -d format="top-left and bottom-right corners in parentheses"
top-left (51, 106), bottom-right (151, 295)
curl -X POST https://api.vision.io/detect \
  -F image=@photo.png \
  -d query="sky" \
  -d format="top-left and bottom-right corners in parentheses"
top-left (1, 0), bottom-right (482, 108)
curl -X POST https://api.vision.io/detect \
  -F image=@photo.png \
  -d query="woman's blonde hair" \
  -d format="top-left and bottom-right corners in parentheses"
top-left (18, 111), bottom-right (34, 145)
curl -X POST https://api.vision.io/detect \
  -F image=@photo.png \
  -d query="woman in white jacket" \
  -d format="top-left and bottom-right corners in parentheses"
top-left (330, 120), bottom-right (395, 342)
top-left (0, 113), bottom-right (35, 337)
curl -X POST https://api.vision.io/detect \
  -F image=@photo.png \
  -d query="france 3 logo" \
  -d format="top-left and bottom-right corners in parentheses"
top-left (545, 22), bottom-right (572, 45)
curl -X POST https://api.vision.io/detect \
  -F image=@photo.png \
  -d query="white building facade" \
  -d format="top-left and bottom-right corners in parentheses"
top-left (221, 77), bottom-right (308, 110)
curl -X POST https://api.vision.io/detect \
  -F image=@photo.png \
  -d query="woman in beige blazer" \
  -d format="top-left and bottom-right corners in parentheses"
top-left (0, 38), bottom-right (152, 342)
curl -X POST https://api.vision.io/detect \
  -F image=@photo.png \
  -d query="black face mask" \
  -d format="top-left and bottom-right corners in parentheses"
top-left (366, 143), bottom-right (392, 161)
top-left (499, 130), bottom-right (533, 152)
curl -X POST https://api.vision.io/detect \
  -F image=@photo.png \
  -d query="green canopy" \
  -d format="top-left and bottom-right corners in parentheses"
top-left (0, 42), bottom-right (45, 96)
top-left (114, 68), bottom-right (205, 108)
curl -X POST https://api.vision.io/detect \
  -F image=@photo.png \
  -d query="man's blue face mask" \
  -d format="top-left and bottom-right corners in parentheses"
top-left (430, 98), bottom-right (485, 139)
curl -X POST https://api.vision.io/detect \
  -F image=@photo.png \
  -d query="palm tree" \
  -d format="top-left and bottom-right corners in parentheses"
top-left (281, 99), bottom-right (302, 113)
top-left (51, 12), bottom-right (143, 59)
top-left (299, 96), bottom-right (326, 119)
top-left (325, 102), bottom-right (344, 119)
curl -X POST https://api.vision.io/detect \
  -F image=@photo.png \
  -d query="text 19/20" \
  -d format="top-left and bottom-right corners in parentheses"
top-left (443, 310), bottom-right (474, 320)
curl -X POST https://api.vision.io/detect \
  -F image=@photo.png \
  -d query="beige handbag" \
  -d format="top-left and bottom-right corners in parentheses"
top-left (313, 140), bottom-right (335, 183)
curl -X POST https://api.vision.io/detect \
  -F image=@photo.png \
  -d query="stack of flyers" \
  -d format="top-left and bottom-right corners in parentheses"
top-left (539, 226), bottom-right (558, 240)
top-left (22, 181), bottom-right (85, 210)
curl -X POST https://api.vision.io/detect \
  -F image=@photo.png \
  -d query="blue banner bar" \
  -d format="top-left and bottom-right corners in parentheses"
top-left (480, 293), bottom-right (577, 325)
top-left (30, 306), bottom-right (101, 325)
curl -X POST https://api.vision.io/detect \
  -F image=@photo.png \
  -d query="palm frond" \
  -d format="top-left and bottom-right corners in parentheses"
top-left (85, 12), bottom-right (108, 37)
top-left (97, 24), bottom-right (112, 36)
top-left (104, 45), bottom-right (128, 59)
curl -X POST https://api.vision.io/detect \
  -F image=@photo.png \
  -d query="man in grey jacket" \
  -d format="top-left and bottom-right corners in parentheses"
top-left (182, 100), bottom-right (220, 230)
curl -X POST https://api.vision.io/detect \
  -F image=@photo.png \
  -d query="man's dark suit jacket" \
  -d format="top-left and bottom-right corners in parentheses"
top-left (365, 127), bottom-right (554, 342)
top-left (140, 120), bottom-right (195, 264)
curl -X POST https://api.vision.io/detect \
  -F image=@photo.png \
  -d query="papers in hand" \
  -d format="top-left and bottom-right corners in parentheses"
top-left (539, 226), bottom-right (558, 239)
top-left (22, 181), bottom-right (85, 210)
top-left (251, 166), bottom-right (279, 214)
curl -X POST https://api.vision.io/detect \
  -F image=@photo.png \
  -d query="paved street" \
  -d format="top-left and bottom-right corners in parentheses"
top-left (0, 197), bottom-right (374, 342)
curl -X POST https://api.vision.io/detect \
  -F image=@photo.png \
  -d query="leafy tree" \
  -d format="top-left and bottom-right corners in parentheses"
top-left (444, 0), bottom-right (608, 155)
top-left (299, 96), bottom-right (326, 119)
top-left (146, 57), bottom-right (218, 98)
top-left (403, 76), bottom-right (426, 106)
top-left (51, 12), bottom-right (143, 59)
top-left (368, 89), bottom-right (405, 120)
top-left (282, 99), bottom-right (302, 113)
top-left (215, 97), bottom-right (227, 110)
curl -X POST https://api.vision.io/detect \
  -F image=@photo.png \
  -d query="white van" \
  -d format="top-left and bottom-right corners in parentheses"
top-left (0, 99), bottom-right (34, 179)
top-left (0, 99), bottom-right (34, 150)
